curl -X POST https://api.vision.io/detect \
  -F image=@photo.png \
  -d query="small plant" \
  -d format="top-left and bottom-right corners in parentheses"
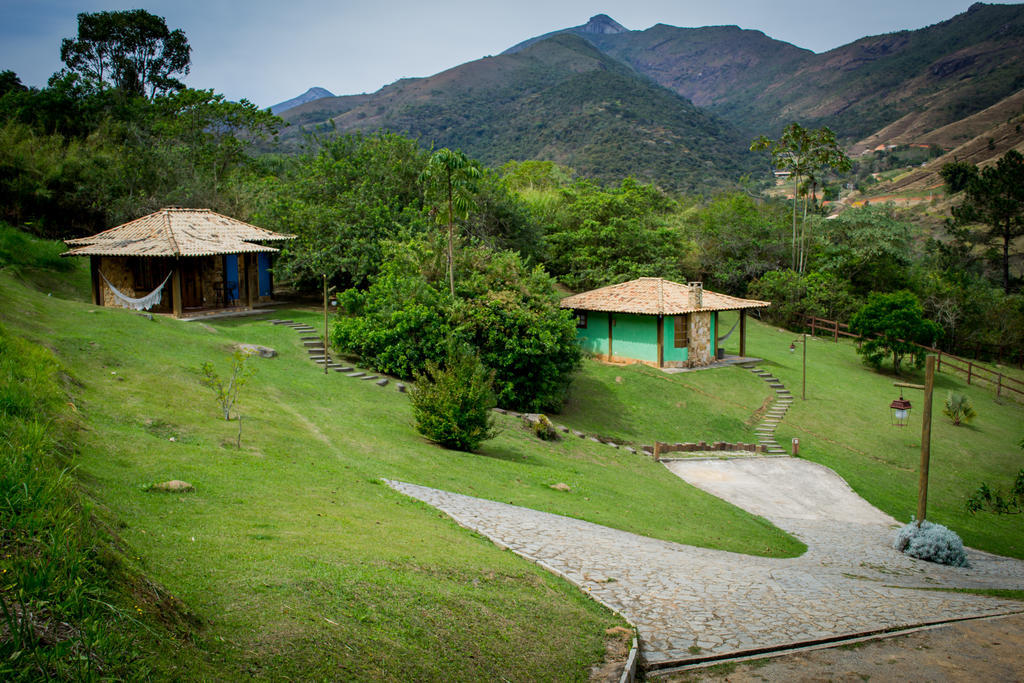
top-left (199, 349), bottom-right (255, 447)
top-left (410, 346), bottom-right (496, 452)
top-left (893, 519), bottom-right (969, 567)
top-left (966, 470), bottom-right (1024, 515)
top-left (942, 391), bottom-right (976, 426)
top-left (526, 414), bottom-right (559, 441)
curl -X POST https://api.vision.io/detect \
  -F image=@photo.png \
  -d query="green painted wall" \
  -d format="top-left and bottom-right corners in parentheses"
top-left (576, 311), bottom-right (608, 355)
top-left (662, 316), bottom-right (688, 363)
top-left (611, 313), bottom-right (657, 362)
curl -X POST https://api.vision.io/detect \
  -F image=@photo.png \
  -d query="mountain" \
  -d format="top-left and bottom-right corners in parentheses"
top-left (278, 34), bottom-right (757, 192)
top-left (270, 87), bottom-right (335, 114)
top-left (510, 4), bottom-right (1024, 143)
top-left (503, 14), bottom-right (629, 53)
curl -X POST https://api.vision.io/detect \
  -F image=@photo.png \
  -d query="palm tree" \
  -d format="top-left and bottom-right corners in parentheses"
top-left (751, 123), bottom-right (851, 273)
top-left (419, 148), bottom-right (482, 297)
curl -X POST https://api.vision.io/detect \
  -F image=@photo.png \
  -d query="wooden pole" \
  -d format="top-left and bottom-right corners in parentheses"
top-left (916, 355), bottom-right (936, 526)
top-left (739, 309), bottom-right (747, 358)
top-left (172, 262), bottom-right (183, 318)
top-left (323, 273), bottom-right (329, 375)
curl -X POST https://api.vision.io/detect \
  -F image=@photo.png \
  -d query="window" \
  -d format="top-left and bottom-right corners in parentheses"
top-left (674, 314), bottom-right (689, 348)
top-left (575, 311), bottom-right (588, 329)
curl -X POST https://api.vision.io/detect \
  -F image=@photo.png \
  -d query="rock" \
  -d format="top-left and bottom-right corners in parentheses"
top-left (550, 482), bottom-right (571, 492)
top-left (523, 413), bottom-right (559, 441)
top-left (375, 378), bottom-right (388, 386)
top-left (149, 480), bottom-right (194, 493)
top-left (234, 343), bottom-right (277, 358)
top-left (396, 383), bottom-right (407, 393)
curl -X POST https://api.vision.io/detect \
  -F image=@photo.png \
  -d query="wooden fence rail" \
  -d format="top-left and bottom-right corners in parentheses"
top-left (801, 315), bottom-right (1024, 400)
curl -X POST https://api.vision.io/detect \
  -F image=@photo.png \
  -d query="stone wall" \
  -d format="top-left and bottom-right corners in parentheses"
top-left (687, 311), bottom-right (712, 366)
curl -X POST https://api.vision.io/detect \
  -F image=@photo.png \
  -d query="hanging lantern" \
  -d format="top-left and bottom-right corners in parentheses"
top-left (890, 394), bottom-right (912, 427)
top-left (789, 342), bottom-right (796, 353)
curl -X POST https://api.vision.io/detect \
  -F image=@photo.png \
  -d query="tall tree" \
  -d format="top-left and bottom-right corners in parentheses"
top-left (420, 148), bottom-right (481, 297)
top-left (751, 123), bottom-right (850, 273)
top-left (59, 10), bottom-right (190, 98)
top-left (941, 150), bottom-right (1024, 294)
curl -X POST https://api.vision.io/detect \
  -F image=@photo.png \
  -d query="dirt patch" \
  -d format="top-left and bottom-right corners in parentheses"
top-left (591, 626), bottom-right (634, 682)
top-left (657, 613), bottom-right (1024, 682)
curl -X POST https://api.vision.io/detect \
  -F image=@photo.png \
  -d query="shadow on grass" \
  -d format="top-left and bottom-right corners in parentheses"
top-left (556, 371), bottom-right (632, 435)
top-left (476, 443), bottom-right (542, 465)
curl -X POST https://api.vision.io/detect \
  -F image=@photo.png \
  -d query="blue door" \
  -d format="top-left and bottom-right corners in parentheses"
top-left (223, 255), bottom-right (239, 301)
top-left (258, 253), bottom-right (272, 297)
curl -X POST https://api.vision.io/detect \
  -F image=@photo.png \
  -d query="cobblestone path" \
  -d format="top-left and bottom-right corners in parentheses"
top-left (386, 458), bottom-right (1024, 668)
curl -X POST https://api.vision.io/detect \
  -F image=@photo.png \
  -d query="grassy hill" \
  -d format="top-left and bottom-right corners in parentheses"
top-left (279, 34), bottom-right (757, 192)
top-left (0, 250), bottom-right (801, 678)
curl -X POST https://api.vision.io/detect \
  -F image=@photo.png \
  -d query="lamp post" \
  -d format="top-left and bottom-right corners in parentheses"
top-left (892, 355), bottom-right (936, 526)
top-left (789, 333), bottom-right (806, 400)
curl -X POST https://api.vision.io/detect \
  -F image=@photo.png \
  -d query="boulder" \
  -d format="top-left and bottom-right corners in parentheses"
top-left (234, 343), bottom-right (277, 358)
top-left (149, 480), bottom-right (194, 493)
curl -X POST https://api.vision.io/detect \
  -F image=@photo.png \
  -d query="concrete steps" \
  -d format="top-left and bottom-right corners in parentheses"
top-left (748, 366), bottom-right (796, 457)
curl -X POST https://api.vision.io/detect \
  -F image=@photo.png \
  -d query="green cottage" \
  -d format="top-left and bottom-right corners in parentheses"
top-left (560, 278), bottom-right (771, 368)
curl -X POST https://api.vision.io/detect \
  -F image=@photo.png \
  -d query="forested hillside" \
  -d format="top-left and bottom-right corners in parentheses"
top-left (278, 33), bottom-right (756, 192)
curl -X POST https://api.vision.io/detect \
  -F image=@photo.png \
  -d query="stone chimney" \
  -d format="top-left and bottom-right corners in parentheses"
top-left (688, 281), bottom-right (703, 309)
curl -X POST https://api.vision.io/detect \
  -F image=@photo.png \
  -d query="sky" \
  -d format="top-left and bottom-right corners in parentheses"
top-left (0, 0), bottom-right (1010, 109)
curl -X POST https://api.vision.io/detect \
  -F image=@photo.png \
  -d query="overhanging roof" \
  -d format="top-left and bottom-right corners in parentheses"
top-left (560, 277), bottom-right (770, 315)
top-left (63, 208), bottom-right (295, 257)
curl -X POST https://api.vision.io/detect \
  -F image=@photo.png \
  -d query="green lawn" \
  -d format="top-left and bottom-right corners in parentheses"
top-left (720, 310), bottom-right (1024, 559)
top-left (0, 264), bottom-right (803, 680)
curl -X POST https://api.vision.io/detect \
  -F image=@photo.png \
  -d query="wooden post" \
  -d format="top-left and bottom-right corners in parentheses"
top-left (833, 319), bottom-right (838, 342)
top-left (245, 254), bottom-right (254, 309)
top-left (656, 315), bottom-right (664, 368)
top-left (323, 273), bottom-right (329, 375)
top-left (89, 256), bottom-right (101, 305)
top-left (607, 314), bottom-right (614, 361)
top-left (936, 349), bottom-right (941, 373)
top-left (810, 316), bottom-right (816, 337)
top-left (997, 374), bottom-right (1002, 398)
top-left (172, 263), bottom-right (183, 318)
top-left (739, 309), bottom-right (747, 358)
top-left (653, 442), bottom-right (661, 462)
top-left (967, 361), bottom-right (972, 385)
top-left (916, 355), bottom-right (936, 526)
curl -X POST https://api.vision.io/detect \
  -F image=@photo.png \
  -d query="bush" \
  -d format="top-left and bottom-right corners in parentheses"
top-left (410, 348), bottom-right (497, 452)
top-left (943, 391), bottom-right (977, 426)
top-left (332, 239), bottom-right (581, 412)
top-left (893, 519), bottom-right (969, 567)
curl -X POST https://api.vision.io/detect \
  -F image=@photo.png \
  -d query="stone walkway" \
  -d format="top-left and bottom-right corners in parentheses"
top-left (386, 458), bottom-right (1024, 669)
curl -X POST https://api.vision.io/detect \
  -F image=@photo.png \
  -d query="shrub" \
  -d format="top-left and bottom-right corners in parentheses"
top-left (965, 470), bottom-right (1024, 515)
top-left (942, 391), bottom-right (976, 426)
top-left (850, 291), bottom-right (942, 373)
top-left (410, 347), bottom-right (497, 452)
top-left (893, 519), bottom-right (969, 567)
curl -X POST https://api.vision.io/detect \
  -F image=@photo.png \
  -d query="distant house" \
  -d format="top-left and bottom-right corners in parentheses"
top-left (560, 278), bottom-right (770, 368)
top-left (63, 208), bottom-right (294, 318)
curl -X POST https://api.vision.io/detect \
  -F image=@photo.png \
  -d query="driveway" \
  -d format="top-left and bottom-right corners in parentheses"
top-left (386, 458), bottom-right (1024, 668)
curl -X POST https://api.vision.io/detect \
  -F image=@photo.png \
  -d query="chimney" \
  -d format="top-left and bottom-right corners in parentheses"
top-left (688, 281), bottom-right (703, 309)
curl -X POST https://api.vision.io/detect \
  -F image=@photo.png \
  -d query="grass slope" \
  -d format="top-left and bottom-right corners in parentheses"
top-left (726, 311), bottom-right (1024, 559)
top-left (0, 261), bottom-right (802, 679)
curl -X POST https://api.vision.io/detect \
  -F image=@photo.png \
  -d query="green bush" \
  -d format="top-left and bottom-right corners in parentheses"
top-left (943, 391), bottom-right (977, 426)
top-left (410, 348), bottom-right (497, 452)
top-left (332, 239), bottom-right (580, 412)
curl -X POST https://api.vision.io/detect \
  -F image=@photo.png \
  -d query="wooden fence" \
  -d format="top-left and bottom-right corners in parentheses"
top-left (801, 315), bottom-right (1024, 401)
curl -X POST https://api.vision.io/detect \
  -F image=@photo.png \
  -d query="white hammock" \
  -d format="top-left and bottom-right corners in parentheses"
top-left (100, 270), bottom-right (173, 311)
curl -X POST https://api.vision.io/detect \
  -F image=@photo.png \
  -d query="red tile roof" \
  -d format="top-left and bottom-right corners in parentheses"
top-left (560, 277), bottom-right (770, 315)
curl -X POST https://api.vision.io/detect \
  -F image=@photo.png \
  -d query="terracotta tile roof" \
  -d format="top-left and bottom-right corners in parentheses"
top-left (63, 208), bottom-right (295, 257)
top-left (559, 277), bottom-right (770, 315)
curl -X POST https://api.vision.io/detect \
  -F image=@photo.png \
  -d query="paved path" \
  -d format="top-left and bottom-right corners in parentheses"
top-left (386, 458), bottom-right (1024, 668)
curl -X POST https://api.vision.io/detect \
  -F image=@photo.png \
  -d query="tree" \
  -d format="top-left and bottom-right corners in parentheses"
top-left (59, 10), bottom-right (191, 98)
top-left (941, 150), bottom-right (1024, 294)
top-left (850, 291), bottom-right (942, 374)
top-left (409, 346), bottom-right (497, 452)
top-left (420, 148), bottom-right (481, 297)
top-left (751, 123), bottom-right (851, 273)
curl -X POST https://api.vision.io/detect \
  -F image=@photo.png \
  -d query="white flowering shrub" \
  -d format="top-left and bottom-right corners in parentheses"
top-left (893, 519), bottom-right (969, 567)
